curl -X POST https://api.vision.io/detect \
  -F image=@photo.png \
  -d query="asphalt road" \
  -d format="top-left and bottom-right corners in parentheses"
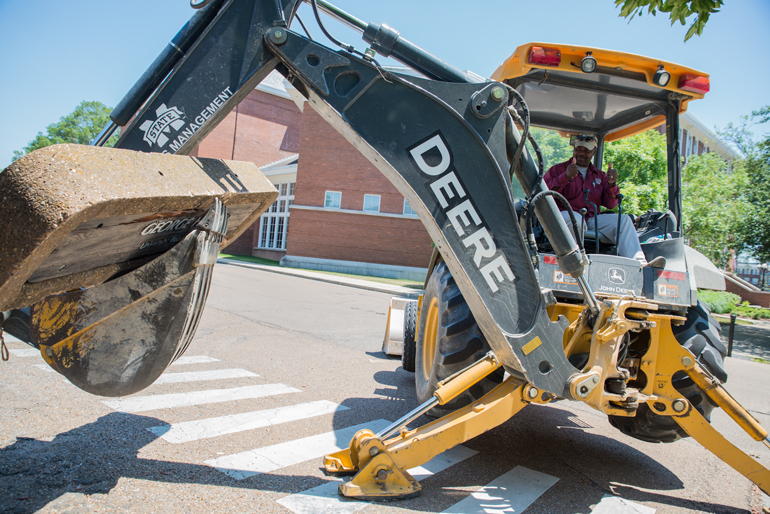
top-left (1, 263), bottom-right (769, 514)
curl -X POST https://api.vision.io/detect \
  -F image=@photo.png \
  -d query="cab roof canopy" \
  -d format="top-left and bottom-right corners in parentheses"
top-left (491, 43), bottom-right (710, 142)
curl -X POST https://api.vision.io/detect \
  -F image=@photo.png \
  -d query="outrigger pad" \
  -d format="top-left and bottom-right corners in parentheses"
top-left (0, 144), bottom-right (278, 311)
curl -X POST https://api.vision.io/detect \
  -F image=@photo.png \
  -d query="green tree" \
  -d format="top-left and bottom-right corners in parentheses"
top-left (681, 152), bottom-right (748, 268)
top-left (604, 129), bottom-right (668, 213)
top-left (722, 105), bottom-right (770, 262)
top-left (527, 128), bottom-right (572, 171)
top-left (13, 100), bottom-right (118, 160)
top-left (615, 0), bottom-right (723, 41)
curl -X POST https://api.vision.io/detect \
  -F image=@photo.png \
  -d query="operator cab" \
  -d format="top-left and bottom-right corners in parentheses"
top-left (491, 43), bottom-right (720, 308)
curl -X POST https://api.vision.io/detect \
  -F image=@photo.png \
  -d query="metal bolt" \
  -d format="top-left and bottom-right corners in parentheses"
top-left (672, 399), bottom-right (687, 413)
top-left (528, 387), bottom-right (538, 399)
top-left (364, 48), bottom-right (376, 61)
top-left (377, 469), bottom-right (389, 481)
top-left (579, 385), bottom-right (589, 396)
top-left (45, 347), bottom-right (53, 357)
top-left (592, 376), bottom-right (600, 384)
top-left (369, 447), bottom-right (379, 457)
top-left (274, 30), bottom-right (283, 38)
top-left (682, 356), bottom-right (693, 367)
top-left (490, 87), bottom-right (505, 102)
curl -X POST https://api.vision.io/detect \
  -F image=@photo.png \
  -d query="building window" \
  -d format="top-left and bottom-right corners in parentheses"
top-left (753, 278), bottom-right (759, 284)
top-left (363, 194), bottom-right (380, 213)
top-left (325, 191), bottom-right (341, 209)
top-left (403, 199), bottom-right (417, 216)
top-left (258, 181), bottom-right (295, 251)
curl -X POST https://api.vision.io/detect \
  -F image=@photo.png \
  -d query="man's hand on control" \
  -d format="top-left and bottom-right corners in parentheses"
top-left (606, 162), bottom-right (618, 185)
top-left (566, 157), bottom-right (579, 180)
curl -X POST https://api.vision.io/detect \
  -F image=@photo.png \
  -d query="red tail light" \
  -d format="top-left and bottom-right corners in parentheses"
top-left (528, 46), bottom-right (561, 67)
top-left (678, 74), bottom-right (710, 94)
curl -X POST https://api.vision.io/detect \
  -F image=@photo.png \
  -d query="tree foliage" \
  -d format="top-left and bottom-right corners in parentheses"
top-left (615, 0), bottom-right (723, 41)
top-left (721, 105), bottom-right (770, 262)
top-left (526, 128), bottom-right (573, 171)
top-left (681, 152), bottom-right (748, 268)
top-left (604, 129), bottom-right (668, 214)
top-left (13, 101), bottom-right (118, 160)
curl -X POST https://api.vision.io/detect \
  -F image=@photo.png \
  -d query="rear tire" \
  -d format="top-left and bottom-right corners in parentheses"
top-left (401, 301), bottom-right (417, 373)
top-left (608, 301), bottom-right (727, 443)
top-left (415, 262), bottom-right (504, 417)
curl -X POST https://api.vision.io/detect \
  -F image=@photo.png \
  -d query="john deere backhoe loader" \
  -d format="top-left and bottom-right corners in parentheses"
top-left (1, 0), bottom-right (768, 502)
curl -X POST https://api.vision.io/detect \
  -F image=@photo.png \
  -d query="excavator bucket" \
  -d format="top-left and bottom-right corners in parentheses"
top-left (0, 144), bottom-right (278, 395)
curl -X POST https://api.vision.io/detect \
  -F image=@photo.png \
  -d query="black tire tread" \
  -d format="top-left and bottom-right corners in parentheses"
top-left (401, 301), bottom-right (417, 373)
top-left (415, 262), bottom-right (504, 417)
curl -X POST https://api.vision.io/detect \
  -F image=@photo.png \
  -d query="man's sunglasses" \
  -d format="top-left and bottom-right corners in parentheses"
top-left (570, 134), bottom-right (598, 144)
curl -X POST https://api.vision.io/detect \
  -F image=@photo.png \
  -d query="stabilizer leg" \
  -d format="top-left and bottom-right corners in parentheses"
top-left (324, 353), bottom-right (547, 500)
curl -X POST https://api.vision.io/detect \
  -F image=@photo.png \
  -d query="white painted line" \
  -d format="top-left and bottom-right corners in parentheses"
top-left (34, 364), bottom-right (56, 373)
top-left (102, 384), bottom-right (301, 413)
top-left (8, 348), bottom-right (40, 357)
top-left (277, 445), bottom-right (478, 514)
top-left (154, 368), bottom-right (257, 384)
top-left (592, 495), bottom-right (655, 514)
top-left (171, 356), bottom-right (220, 366)
top-left (442, 466), bottom-right (558, 514)
top-left (207, 419), bottom-right (392, 479)
top-left (148, 400), bottom-right (347, 443)
top-left (2, 334), bottom-right (23, 343)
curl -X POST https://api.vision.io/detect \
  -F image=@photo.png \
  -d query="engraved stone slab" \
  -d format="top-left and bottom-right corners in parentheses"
top-left (0, 144), bottom-right (278, 310)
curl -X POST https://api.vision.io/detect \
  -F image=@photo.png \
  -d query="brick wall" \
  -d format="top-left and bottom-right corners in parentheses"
top-left (195, 89), bottom-right (300, 167)
top-left (724, 277), bottom-right (770, 308)
top-left (287, 209), bottom-right (433, 268)
top-left (287, 108), bottom-right (433, 267)
top-left (195, 89), bottom-right (302, 257)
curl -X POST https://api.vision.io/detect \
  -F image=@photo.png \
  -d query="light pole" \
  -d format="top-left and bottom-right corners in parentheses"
top-left (761, 263), bottom-right (768, 291)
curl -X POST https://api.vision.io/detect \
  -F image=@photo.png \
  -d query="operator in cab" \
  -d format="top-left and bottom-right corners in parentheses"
top-left (544, 134), bottom-right (648, 264)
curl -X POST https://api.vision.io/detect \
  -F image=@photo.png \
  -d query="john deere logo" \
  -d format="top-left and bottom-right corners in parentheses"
top-left (139, 104), bottom-right (186, 148)
top-left (609, 268), bottom-right (626, 284)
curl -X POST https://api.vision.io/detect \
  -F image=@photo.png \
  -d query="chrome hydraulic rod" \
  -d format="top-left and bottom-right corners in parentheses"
top-left (376, 397), bottom-right (440, 441)
top-left (577, 275), bottom-right (600, 315)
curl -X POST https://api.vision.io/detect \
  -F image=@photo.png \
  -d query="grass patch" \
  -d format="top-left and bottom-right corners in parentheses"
top-left (751, 357), bottom-right (770, 365)
top-left (219, 253), bottom-right (280, 266)
top-left (219, 253), bottom-right (424, 290)
top-left (713, 315), bottom-right (755, 326)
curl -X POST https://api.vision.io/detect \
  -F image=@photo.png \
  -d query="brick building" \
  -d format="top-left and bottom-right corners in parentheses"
top-left (194, 71), bottom-right (432, 279)
top-left (196, 71), bottom-right (738, 281)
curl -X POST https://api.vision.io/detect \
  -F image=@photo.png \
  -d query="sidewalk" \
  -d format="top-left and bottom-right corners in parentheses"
top-left (218, 258), bottom-right (770, 364)
top-left (217, 258), bottom-right (421, 298)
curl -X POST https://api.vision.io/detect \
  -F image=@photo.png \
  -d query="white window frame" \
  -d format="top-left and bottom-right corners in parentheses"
top-left (325, 191), bottom-right (341, 209)
top-left (257, 181), bottom-right (295, 251)
top-left (403, 199), bottom-right (417, 216)
top-left (363, 194), bottom-right (380, 213)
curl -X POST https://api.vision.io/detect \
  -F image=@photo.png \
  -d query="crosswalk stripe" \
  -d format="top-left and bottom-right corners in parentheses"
top-left (171, 356), bottom-right (220, 366)
top-left (592, 495), bottom-right (655, 513)
top-left (441, 466), bottom-right (558, 514)
top-left (8, 348), bottom-right (40, 357)
top-left (102, 384), bottom-right (301, 413)
top-left (34, 364), bottom-right (56, 373)
top-left (276, 445), bottom-right (478, 514)
top-left (148, 400), bottom-right (347, 443)
top-left (206, 419), bottom-right (392, 479)
top-left (2, 334), bottom-right (23, 343)
top-left (154, 369), bottom-right (257, 384)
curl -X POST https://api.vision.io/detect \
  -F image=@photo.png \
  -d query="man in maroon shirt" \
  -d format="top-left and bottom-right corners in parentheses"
top-left (544, 134), bottom-right (646, 262)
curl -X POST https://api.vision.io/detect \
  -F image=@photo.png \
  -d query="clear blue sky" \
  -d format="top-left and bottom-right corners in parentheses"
top-left (0, 0), bottom-right (768, 168)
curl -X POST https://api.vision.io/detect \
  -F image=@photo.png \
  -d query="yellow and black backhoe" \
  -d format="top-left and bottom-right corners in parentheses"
top-left (1, 0), bottom-right (768, 502)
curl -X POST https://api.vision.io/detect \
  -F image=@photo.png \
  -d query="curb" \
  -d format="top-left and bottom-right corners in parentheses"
top-left (217, 258), bottom-right (422, 298)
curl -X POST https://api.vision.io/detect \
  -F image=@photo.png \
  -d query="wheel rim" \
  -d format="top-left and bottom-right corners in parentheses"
top-left (421, 297), bottom-right (439, 381)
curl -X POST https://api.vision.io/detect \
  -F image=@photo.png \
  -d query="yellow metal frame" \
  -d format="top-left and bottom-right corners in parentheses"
top-left (490, 42), bottom-right (708, 141)
top-left (329, 297), bottom-right (770, 500)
